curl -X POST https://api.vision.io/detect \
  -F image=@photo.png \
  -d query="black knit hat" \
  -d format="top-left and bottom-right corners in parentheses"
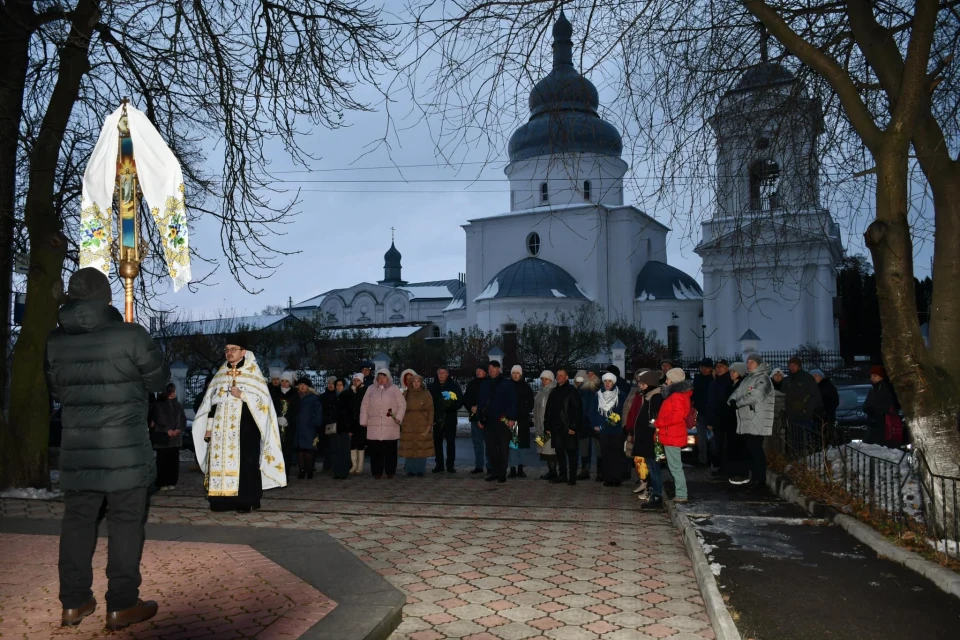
top-left (68, 267), bottom-right (111, 303)
top-left (224, 332), bottom-right (251, 351)
top-left (295, 376), bottom-right (312, 387)
top-left (605, 364), bottom-right (621, 377)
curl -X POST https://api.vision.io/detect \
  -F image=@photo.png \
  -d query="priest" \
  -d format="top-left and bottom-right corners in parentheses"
top-left (192, 334), bottom-right (287, 512)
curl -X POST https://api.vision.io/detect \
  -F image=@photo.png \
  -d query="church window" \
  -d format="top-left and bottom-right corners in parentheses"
top-left (432, 326), bottom-right (441, 338)
top-left (749, 159), bottom-right (781, 211)
top-left (540, 182), bottom-right (549, 203)
top-left (526, 232), bottom-right (541, 257)
top-left (583, 180), bottom-right (591, 201)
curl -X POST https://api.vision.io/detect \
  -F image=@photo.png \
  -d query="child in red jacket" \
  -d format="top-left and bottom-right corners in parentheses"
top-left (656, 368), bottom-right (693, 503)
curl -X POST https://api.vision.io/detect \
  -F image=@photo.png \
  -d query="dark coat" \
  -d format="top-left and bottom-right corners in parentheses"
top-left (545, 381), bottom-right (583, 450)
top-left (150, 397), bottom-right (186, 449)
top-left (320, 389), bottom-right (338, 427)
top-left (477, 374), bottom-right (518, 425)
top-left (706, 373), bottom-right (736, 433)
top-left (631, 389), bottom-right (664, 458)
top-left (271, 386), bottom-right (299, 427)
top-left (296, 391), bottom-right (324, 450)
top-left (864, 378), bottom-right (898, 429)
top-left (428, 378), bottom-right (464, 429)
top-left (45, 299), bottom-right (169, 492)
top-left (348, 384), bottom-right (367, 448)
top-left (463, 376), bottom-right (485, 423)
top-left (692, 372), bottom-right (713, 414)
top-left (781, 369), bottom-right (824, 423)
top-left (335, 391), bottom-right (354, 434)
top-left (818, 377), bottom-right (840, 423)
top-left (586, 388), bottom-right (627, 435)
top-left (512, 379), bottom-right (535, 448)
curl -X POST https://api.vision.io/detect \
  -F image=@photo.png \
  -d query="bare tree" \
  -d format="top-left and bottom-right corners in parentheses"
top-left (1, 0), bottom-right (398, 487)
top-left (398, 0), bottom-right (959, 528)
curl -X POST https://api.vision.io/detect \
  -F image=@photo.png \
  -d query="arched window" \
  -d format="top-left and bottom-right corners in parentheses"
top-left (540, 182), bottom-right (549, 203)
top-left (749, 159), bottom-right (781, 210)
top-left (583, 180), bottom-right (591, 201)
top-left (432, 326), bottom-right (441, 338)
top-left (526, 232), bottom-right (541, 257)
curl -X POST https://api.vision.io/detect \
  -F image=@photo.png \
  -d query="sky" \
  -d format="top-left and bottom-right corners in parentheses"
top-left (143, 8), bottom-right (934, 322)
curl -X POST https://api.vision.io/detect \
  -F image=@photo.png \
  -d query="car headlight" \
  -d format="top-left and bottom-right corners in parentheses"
top-left (687, 435), bottom-right (697, 446)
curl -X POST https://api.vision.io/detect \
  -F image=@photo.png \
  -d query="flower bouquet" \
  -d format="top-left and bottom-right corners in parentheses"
top-left (606, 412), bottom-right (621, 429)
top-left (535, 432), bottom-right (551, 448)
top-left (652, 419), bottom-right (666, 462)
top-left (501, 415), bottom-right (520, 449)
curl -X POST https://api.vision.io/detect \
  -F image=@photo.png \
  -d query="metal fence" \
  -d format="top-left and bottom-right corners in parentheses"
top-left (914, 450), bottom-right (960, 562)
top-left (676, 350), bottom-right (852, 378)
top-left (775, 419), bottom-right (959, 562)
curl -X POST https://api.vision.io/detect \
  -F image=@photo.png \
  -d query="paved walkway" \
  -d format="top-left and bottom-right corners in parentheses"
top-left (1, 449), bottom-right (712, 640)
top-left (0, 533), bottom-right (335, 639)
top-left (677, 468), bottom-right (960, 640)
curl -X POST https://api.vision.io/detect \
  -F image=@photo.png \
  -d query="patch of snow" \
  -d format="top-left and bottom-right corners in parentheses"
top-left (400, 285), bottom-right (454, 300)
top-left (443, 297), bottom-right (466, 312)
top-left (636, 291), bottom-right (649, 302)
top-left (927, 539), bottom-right (959, 555)
top-left (672, 281), bottom-right (703, 300)
top-left (551, 289), bottom-right (566, 298)
top-left (823, 551), bottom-right (866, 559)
top-left (575, 282), bottom-right (592, 300)
top-left (0, 487), bottom-right (61, 500)
top-left (474, 278), bottom-right (500, 301)
top-left (710, 562), bottom-right (724, 576)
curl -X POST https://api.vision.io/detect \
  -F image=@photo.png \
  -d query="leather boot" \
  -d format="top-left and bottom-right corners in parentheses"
top-left (61, 598), bottom-right (96, 627)
top-left (105, 600), bottom-right (158, 631)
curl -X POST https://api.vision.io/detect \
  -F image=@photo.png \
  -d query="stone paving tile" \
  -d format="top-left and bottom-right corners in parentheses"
top-left (1, 459), bottom-right (709, 639)
top-left (0, 533), bottom-right (334, 639)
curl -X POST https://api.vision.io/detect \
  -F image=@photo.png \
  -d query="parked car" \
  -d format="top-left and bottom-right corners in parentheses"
top-left (182, 418), bottom-right (195, 452)
top-left (833, 384), bottom-right (871, 443)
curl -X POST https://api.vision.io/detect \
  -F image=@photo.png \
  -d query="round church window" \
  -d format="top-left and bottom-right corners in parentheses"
top-left (526, 232), bottom-right (541, 257)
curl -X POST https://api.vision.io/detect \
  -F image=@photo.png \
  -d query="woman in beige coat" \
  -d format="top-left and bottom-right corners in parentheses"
top-left (400, 374), bottom-right (435, 476)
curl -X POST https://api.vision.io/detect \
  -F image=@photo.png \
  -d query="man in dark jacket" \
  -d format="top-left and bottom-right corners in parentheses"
top-left (45, 268), bottom-right (168, 630)
top-left (811, 369), bottom-right (840, 425)
top-left (477, 360), bottom-right (518, 483)
top-left (781, 356), bottom-right (824, 426)
top-left (692, 358), bottom-right (714, 466)
top-left (463, 366), bottom-right (488, 474)
top-left (428, 366), bottom-right (464, 473)
top-left (361, 362), bottom-right (375, 388)
top-left (705, 360), bottom-right (735, 477)
top-left (545, 368), bottom-right (584, 485)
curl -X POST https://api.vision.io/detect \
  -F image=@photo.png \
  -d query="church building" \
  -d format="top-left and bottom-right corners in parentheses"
top-left (289, 13), bottom-right (840, 360)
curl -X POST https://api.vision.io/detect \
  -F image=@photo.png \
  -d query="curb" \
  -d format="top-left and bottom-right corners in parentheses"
top-left (765, 469), bottom-right (960, 602)
top-left (664, 498), bottom-right (741, 640)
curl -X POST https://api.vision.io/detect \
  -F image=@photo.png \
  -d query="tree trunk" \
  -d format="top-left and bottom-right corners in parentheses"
top-left (0, 0), bottom-right (34, 413)
top-left (1, 0), bottom-right (100, 488)
top-left (865, 148), bottom-right (960, 536)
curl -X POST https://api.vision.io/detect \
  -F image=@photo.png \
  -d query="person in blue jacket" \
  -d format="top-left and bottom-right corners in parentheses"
top-left (295, 377), bottom-right (324, 479)
top-left (477, 360), bottom-right (518, 483)
top-left (587, 372), bottom-right (627, 486)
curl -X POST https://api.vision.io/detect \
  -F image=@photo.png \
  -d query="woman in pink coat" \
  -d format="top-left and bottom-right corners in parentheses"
top-left (359, 368), bottom-right (406, 478)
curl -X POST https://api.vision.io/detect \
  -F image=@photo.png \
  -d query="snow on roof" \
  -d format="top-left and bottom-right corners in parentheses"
top-left (443, 297), bottom-right (466, 312)
top-left (400, 285), bottom-right (455, 300)
top-left (166, 314), bottom-right (292, 336)
top-left (292, 293), bottom-right (329, 309)
top-left (551, 289), bottom-right (566, 298)
top-left (475, 278), bottom-right (500, 301)
top-left (330, 325), bottom-right (424, 339)
top-left (635, 291), bottom-right (656, 302)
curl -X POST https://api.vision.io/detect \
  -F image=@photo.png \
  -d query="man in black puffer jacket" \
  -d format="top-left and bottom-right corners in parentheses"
top-left (45, 268), bottom-right (169, 631)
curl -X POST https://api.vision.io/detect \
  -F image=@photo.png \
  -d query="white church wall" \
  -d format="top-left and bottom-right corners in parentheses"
top-left (474, 298), bottom-right (589, 333)
top-left (505, 153), bottom-right (628, 211)
top-left (635, 300), bottom-right (703, 360)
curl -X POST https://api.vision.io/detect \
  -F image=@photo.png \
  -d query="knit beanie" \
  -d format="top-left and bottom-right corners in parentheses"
top-left (810, 369), bottom-right (825, 378)
top-left (539, 370), bottom-right (555, 382)
top-left (730, 362), bottom-right (748, 377)
top-left (870, 365), bottom-right (886, 378)
top-left (511, 365), bottom-right (523, 375)
top-left (665, 368), bottom-right (685, 383)
top-left (637, 370), bottom-right (662, 388)
top-left (747, 353), bottom-right (764, 365)
top-left (280, 371), bottom-right (296, 385)
top-left (601, 372), bottom-right (617, 383)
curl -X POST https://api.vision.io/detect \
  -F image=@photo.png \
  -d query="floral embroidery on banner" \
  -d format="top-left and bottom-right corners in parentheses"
top-left (148, 183), bottom-right (190, 290)
top-left (78, 203), bottom-right (113, 275)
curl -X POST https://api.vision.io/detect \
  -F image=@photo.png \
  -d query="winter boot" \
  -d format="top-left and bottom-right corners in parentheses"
top-left (640, 495), bottom-right (663, 510)
top-left (576, 458), bottom-right (590, 481)
top-left (509, 467), bottom-right (518, 478)
top-left (354, 450), bottom-right (365, 474)
top-left (517, 465), bottom-right (527, 478)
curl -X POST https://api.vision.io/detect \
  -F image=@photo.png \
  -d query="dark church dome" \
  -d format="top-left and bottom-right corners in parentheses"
top-left (508, 12), bottom-right (623, 163)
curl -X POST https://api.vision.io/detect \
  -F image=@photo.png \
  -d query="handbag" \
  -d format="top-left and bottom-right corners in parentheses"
top-left (884, 409), bottom-right (904, 444)
top-left (325, 422), bottom-right (337, 436)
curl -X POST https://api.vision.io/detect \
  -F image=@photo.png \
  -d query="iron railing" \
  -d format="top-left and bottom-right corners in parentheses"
top-left (914, 450), bottom-right (960, 562)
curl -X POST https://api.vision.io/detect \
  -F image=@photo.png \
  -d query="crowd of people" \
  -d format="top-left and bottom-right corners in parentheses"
top-left (262, 351), bottom-right (903, 512)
